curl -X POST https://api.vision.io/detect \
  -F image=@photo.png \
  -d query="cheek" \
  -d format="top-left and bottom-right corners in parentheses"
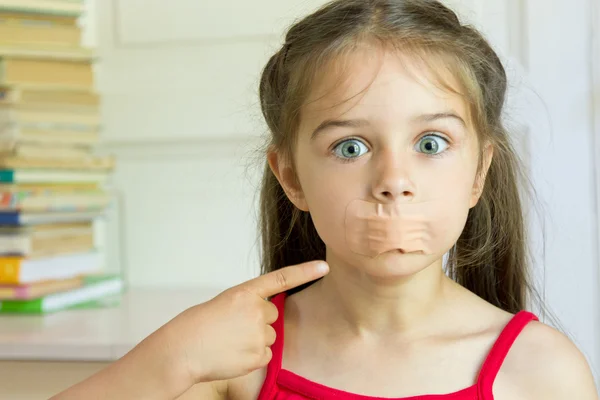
top-left (437, 198), bottom-right (471, 252)
top-left (308, 194), bottom-right (348, 253)
top-left (434, 167), bottom-right (476, 203)
top-left (296, 162), bottom-right (360, 252)
top-left (414, 157), bottom-right (478, 249)
top-left (413, 153), bottom-right (477, 201)
top-left (434, 164), bottom-right (479, 247)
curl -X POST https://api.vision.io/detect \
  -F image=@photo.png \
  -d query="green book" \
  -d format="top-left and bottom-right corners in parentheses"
top-left (0, 274), bottom-right (123, 314)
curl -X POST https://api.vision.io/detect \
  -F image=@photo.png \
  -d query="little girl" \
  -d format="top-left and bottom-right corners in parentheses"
top-left (55, 1), bottom-right (598, 399)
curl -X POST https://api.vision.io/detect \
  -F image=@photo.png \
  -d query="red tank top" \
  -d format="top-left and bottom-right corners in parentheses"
top-left (258, 292), bottom-right (538, 400)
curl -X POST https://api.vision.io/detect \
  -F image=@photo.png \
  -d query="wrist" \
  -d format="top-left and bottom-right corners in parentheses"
top-left (115, 325), bottom-right (195, 399)
top-left (144, 324), bottom-right (198, 395)
top-left (163, 306), bottom-right (219, 384)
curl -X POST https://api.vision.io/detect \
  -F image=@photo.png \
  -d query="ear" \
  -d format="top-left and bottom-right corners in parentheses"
top-left (267, 150), bottom-right (309, 211)
top-left (470, 143), bottom-right (494, 208)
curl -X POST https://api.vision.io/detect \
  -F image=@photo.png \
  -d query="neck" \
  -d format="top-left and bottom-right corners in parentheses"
top-left (309, 250), bottom-right (458, 338)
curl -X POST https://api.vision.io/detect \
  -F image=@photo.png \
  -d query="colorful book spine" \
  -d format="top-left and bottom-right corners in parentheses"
top-left (0, 276), bottom-right (82, 300)
top-left (0, 250), bottom-right (100, 284)
top-left (0, 275), bottom-right (123, 313)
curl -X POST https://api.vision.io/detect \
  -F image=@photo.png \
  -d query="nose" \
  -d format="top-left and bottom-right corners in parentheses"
top-left (371, 150), bottom-right (415, 202)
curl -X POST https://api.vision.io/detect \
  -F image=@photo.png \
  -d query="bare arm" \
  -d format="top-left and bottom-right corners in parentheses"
top-left (50, 261), bottom-right (329, 400)
top-left (512, 321), bottom-right (599, 400)
top-left (545, 331), bottom-right (599, 400)
top-left (50, 323), bottom-right (221, 400)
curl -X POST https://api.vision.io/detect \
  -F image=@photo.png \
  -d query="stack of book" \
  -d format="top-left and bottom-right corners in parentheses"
top-left (0, 0), bottom-right (123, 314)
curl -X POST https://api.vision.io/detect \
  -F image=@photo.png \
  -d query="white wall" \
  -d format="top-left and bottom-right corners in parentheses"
top-left (523, 0), bottom-right (599, 381)
top-left (91, 0), bottom-right (599, 382)
top-left (93, 0), bottom-right (333, 289)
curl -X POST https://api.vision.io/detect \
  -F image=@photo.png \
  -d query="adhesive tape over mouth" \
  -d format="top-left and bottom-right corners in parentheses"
top-left (344, 199), bottom-right (440, 258)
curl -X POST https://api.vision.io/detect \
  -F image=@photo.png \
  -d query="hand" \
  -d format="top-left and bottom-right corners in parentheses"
top-left (164, 260), bottom-right (330, 384)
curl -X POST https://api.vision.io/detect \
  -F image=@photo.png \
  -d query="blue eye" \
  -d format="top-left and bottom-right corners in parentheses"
top-left (333, 139), bottom-right (369, 160)
top-left (416, 134), bottom-right (449, 155)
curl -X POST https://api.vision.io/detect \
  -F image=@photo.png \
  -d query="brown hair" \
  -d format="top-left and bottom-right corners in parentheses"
top-left (257, 0), bottom-right (542, 314)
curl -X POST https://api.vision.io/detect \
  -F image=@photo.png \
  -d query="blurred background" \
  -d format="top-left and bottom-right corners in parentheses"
top-left (0, 0), bottom-right (598, 398)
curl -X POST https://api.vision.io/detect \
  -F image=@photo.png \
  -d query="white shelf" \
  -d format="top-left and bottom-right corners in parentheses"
top-left (0, 286), bottom-right (223, 362)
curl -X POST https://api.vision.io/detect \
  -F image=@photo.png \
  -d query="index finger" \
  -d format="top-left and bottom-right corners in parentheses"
top-left (241, 261), bottom-right (329, 298)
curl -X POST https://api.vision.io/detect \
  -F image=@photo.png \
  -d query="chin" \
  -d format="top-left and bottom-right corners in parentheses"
top-left (358, 250), bottom-right (435, 279)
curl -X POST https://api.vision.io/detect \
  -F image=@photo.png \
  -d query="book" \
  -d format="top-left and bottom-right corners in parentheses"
top-left (0, 0), bottom-right (84, 17)
top-left (0, 210), bottom-right (103, 225)
top-left (0, 185), bottom-right (111, 212)
top-left (0, 168), bottom-right (108, 184)
top-left (0, 154), bottom-right (114, 170)
top-left (0, 10), bottom-right (78, 26)
top-left (0, 56), bottom-right (94, 88)
top-left (0, 105), bottom-right (101, 129)
top-left (0, 275), bottom-right (123, 313)
top-left (0, 142), bottom-right (94, 160)
top-left (0, 221), bottom-right (94, 257)
top-left (0, 182), bottom-right (100, 191)
top-left (0, 86), bottom-right (100, 115)
top-left (0, 11), bottom-right (81, 48)
top-left (0, 44), bottom-right (94, 61)
top-left (0, 219), bottom-right (93, 231)
top-left (0, 276), bottom-right (82, 299)
top-left (0, 86), bottom-right (100, 108)
top-left (0, 124), bottom-right (99, 147)
top-left (0, 249), bottom-right (101, 284)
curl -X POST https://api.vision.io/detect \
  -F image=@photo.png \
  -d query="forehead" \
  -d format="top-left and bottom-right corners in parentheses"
top-left (299, 45), bottom-right (471, 129)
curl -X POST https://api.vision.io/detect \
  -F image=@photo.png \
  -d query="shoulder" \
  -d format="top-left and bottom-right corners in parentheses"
top-left (451, 282), bottom-right (598, 399)
top-left (498, 318), bottom-right (598, 399)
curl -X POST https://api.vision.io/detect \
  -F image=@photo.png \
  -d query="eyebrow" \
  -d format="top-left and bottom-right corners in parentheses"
top-left (413, 112), bottom-right (467, 128)
top-left (310, 118), bottom-right (370, 140)
top-left (310, 111), bottom-right (467, 140)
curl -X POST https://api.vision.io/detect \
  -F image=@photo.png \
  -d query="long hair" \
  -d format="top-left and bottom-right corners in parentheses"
top-left (257, 0), bottom-right (542, 314)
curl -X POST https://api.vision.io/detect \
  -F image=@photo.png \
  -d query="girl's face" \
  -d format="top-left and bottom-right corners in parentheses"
top-left (272, 47), bottom-right (491, 279)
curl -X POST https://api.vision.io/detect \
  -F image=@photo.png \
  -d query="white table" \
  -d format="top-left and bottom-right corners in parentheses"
top-left (0, 286), bottom-right (224, 399)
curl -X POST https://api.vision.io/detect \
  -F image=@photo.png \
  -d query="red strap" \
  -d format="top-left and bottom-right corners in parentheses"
top-left (257, 292), bottom-right (287, 400)
top-left (477, 310), bottom-right (538, 399)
